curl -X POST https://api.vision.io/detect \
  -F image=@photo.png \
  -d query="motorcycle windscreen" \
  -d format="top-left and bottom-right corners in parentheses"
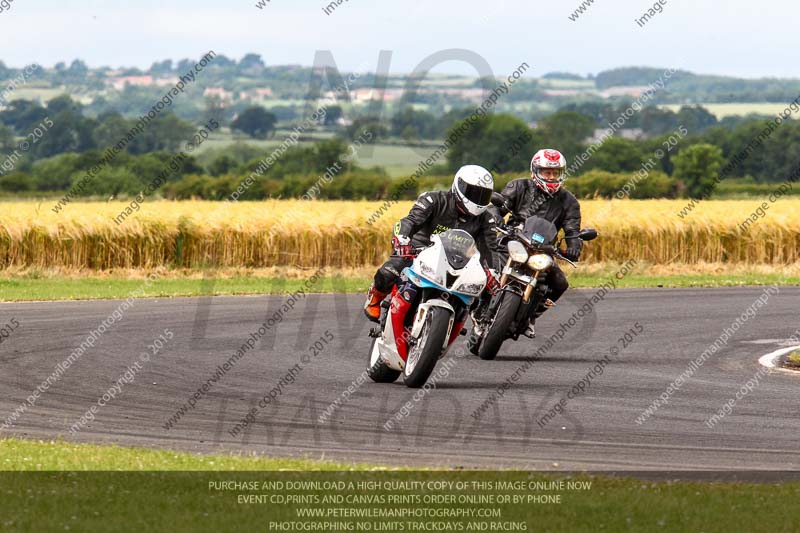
top-left (522, 216), bottom-right (558, 245)
top-left (439, 229), bottom-right (477, 270)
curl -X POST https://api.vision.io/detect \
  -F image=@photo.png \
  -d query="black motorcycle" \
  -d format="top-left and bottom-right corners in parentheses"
top-left (468, 214), bottom-right (597, 360)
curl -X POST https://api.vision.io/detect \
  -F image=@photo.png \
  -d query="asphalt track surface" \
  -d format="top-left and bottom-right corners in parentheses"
top-left (2, 287), bottom-right (799, 473)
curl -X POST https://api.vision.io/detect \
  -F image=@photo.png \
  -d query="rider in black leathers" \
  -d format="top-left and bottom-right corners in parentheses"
top-left (487, 148), bottom-right (583, 337)
top-left (364, 165), bottom-right (502, 322)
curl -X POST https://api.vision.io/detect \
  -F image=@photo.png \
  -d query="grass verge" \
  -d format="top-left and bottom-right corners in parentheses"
top-left (0, 438), bottom-right (369, 471)
top-left (786, 349), bottom-right (800, 369)
top-left (1, 438), bottom-right (799, 532)
top-left (1, 265), bottom-right (799, 302)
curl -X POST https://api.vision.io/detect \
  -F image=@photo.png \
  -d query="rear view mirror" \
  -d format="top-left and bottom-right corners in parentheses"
top-left (579, 228), bottom-right (598, 241)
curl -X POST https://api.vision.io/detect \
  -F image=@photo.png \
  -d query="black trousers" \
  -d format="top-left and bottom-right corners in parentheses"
top-left (545, 263), bottom-right (569, 302)
top-left (373, 256), bottom-right (413, 293)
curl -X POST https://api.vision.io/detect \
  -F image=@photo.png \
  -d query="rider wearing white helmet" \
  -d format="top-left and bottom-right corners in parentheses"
top-left (364, 165), bottom-right (502, 322)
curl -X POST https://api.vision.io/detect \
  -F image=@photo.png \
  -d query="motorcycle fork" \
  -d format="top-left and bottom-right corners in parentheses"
top-left (447, 306), bottom-right (468, 347)
top-left (522, 270), bottom-right (540, 303)
top-left (499, 257), bottom-right (512, 287)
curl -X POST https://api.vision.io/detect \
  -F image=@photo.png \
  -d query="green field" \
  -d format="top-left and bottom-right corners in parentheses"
top-left (4, 86), bottom-right (70, 103)
top-left (0, 438), bottom-right (362, 471)
top-left (1, 438), bottom-right (799, 532)
top-left (1, 269), bottom-right (798, 302)
top-left (661, 102), bottom-right (789, 118)
top-left (255, 98), bottom-right (310, 108)
top-left (194, 130), bottom-right (431, 176)
top-left (538, 78), bottom-right (596, 89)
top-left (359, 143), bottom-right (439, 176)
top-left (415, 75), bottom-right (475, 87)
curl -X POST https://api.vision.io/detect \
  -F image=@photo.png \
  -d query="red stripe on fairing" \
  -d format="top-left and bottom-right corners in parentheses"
top-left (448, 319), bottom-right (465, 346)
top-left (389, 290), bottom-right (413, 362)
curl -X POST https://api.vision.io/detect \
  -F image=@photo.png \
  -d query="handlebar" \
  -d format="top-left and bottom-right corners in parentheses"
top-left (496, 224), bottom-right (578, 268)
top-left (392, 247), bottom-right (424, 259)
top-left (555, 251), bottom-right (578, 268)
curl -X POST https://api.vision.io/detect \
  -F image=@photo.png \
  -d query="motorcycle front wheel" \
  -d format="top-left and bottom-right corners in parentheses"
top-left (403, 307), bottom-right (450, 388)
top-left (478, 291), bottom-right (521, 360)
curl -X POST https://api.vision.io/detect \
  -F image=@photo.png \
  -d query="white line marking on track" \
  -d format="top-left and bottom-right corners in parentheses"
top-left (759, 345), bottom-right (800, 374)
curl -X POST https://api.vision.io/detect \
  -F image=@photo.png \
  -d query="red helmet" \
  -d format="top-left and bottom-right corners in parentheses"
top-left (531, 149), bottom-right (567, 196)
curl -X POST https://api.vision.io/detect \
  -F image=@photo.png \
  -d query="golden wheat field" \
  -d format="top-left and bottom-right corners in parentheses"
top-left (0, 199), bottom-right (798, 270)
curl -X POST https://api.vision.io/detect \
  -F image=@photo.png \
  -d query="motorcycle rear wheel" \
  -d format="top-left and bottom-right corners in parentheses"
top-left (403, 307), bottom-right (450, 388)
top-left (478, 291), bottom-right (521, 360)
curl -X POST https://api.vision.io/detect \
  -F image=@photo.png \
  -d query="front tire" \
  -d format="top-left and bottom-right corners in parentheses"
top-left (478, 291), bottom-right (522, 360)
top-left (403, 307), bottom-right (451, 388)
top-left (366, 337), bottom-right (400, 383)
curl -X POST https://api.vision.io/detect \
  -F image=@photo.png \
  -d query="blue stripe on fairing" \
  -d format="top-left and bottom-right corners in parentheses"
top-left (402, 267), bottom-right (474, 306)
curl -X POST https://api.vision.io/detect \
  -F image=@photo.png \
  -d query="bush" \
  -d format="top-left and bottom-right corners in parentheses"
top-left (672, 143), bottom-right (725, 198)
top-left (713, 178), bottom-right (800, 198)
top-left (567, 170), bottom-right (679, 199)
top-left (162, 170), bottom-right (393, 201)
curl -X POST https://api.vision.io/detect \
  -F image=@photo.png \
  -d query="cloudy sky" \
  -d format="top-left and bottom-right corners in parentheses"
top-left (0, 0), bottom-right (794, 79)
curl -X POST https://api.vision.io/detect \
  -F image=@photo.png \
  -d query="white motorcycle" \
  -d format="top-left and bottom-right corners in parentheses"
top-left (367, 229), bottom-right (488, 388)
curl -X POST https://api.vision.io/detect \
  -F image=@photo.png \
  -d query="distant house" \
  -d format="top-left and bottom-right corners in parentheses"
top-left (204, 87), bottom-right (234, 101)
top-left (239, 87), bottom-right (274, 102)
top-left (585, 127), bottom-right (646, 144)
top-left (107, 75), bottom-right (178, 90)
top-left (435, 88), bottom-right (487, 103)
top-left (321, 90), bottom-right (339, 102)
top-left (542, 89), bottom-right (584, 97)
top-left (350, 88), bottom-right (404, 103)
top-left (619, 128), bottom-right (646, 140)
top-left (599, 86), bottom-right (652, 98)
top-left (107, 75), bottom-right (153, 90)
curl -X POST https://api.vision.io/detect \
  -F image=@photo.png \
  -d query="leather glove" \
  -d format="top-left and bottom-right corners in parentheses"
top-left (563, 243), bottom-right (582, 262)
top-left (495, 197), bottom-right (513, 216)
top-left (392, 234), bottom-right (413, 257)
top-left (484, 268), bottom-right (500, 296)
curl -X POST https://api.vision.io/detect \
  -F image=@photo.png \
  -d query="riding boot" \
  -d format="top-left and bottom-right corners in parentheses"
top-left (364, 284), bottom-right (389, 323)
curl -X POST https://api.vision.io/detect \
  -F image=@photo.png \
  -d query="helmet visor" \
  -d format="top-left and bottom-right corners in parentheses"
top-left (457, 177), bottom-right (492, 207)
top-left (536, 167), bottom-right (566, 183)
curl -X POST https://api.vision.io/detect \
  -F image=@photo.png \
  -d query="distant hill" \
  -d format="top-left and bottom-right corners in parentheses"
top-left (542, 72), bottom-right (587, 81)
top-left (594, 67), bottom-right (800, 103)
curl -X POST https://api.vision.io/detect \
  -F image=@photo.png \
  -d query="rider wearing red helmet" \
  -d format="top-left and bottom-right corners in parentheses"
top-left (488, 148), bottom-right (582, 337)
top-left (531, 148), bottom-right (569, 196)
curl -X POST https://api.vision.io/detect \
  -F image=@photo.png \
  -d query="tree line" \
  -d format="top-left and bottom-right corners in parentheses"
top-left (2, 95), bottom-right (800, 200)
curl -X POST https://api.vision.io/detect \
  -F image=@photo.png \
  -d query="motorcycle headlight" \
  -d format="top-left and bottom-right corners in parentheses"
top-left (418, 263), bottom-right (443, 285)
top-left (457, 283), bottom-right (484, 296)
top-left (507, 240), bottom-right (528, 263)
top-left (527, 253), bottom-right (554, 271)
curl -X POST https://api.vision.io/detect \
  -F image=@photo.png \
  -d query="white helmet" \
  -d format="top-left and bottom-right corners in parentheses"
top-left (531, 148), bottom-right (567, 196)
top-left (452, 165), bottom-right (494, 216)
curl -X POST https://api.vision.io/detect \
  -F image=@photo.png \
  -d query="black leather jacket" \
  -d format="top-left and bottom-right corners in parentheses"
top-left (397, 190), bottom-right (502, 270)
top-left (489, 178), bottom-right (583, 252)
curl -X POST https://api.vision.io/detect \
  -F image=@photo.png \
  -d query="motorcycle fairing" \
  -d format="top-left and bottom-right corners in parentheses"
top-left (375, 230), bottom-right (487, 372)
